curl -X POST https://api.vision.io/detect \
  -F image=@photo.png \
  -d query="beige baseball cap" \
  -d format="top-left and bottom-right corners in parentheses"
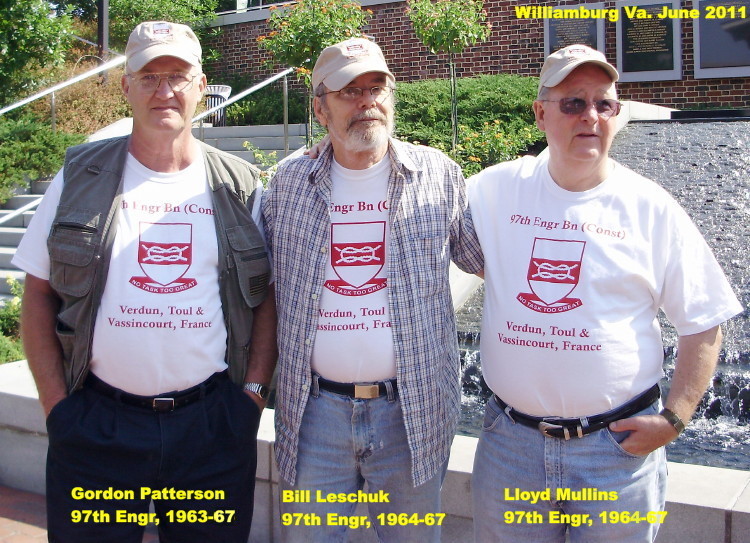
top-left (312, 38), bottom-right (395, 91)
top-left (125, 21), bottom-right (202, 73)
top-left (539, 44), bottom-right (618, 91)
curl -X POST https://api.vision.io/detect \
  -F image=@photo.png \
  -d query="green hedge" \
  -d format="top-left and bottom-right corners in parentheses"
top-left (395, 74), bottom-right (546, 175)
top-left (0, 115), bottom-right (85, 203)
top-left (0, 278), bottom-right (23, 364)
top-left (224, 85), bottom-right (307, 126)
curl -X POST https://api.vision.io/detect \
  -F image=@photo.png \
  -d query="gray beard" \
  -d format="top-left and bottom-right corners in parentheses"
top-left (341, 122), bottom-right (391, 154)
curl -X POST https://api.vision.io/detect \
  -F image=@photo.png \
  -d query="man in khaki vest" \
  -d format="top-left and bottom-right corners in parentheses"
top-left (14, 21), bottom-right (276, 543)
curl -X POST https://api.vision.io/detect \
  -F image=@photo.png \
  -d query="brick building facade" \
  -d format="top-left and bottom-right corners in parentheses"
top-left (209, 0), bottom-right (750, 109)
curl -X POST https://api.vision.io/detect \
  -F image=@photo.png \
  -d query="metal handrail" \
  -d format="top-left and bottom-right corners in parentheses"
top-left (193, 67), bottom-right (295, 124)
top-left (0, 61), bottom-right (299, 225)
top-left (0, 197), bottom-right (44, 227)
top-left (0, 56), bottom-right (126, 118)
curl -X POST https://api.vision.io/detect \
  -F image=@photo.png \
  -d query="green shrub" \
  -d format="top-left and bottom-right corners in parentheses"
top-left (0, 278), bottom-right (24, 364)
top-left (0, 115), bottom-right (85, 202)
top-left (448, 121), bottom-right (543, 177)
top-left (395, 74), bottom-right (545, 173)
top-left (0, 335), bottom-right (25, 364)
top-left (0, 278), bottom-right (23, 338)
top-left (224, 85), bottom-right (306, 126)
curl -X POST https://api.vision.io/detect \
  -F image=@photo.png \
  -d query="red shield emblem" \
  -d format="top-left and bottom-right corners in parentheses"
top-left (325, 221), bottom-right (387, 296)
top-left (129, 222), bottom-right (197, 293)
top-left (517, 238), bottom-right (585, 313)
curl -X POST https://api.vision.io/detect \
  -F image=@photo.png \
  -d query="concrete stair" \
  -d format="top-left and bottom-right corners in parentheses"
top-left (0, 124), bottom-right (308, 297)
top-left (195, 123), bottom-right (307, 167)
top-left (0, 182), bottom-right (50, 298)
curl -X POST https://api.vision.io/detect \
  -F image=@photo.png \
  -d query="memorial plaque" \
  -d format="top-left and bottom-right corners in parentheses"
top-left (544, 3), bottom-right (607, 57)
top-left (548, 17), bottom-right (599, 52)
top-left (616, 0), bottom-right (682, 82)
top-left (622, 3), bottom-right (674, 72)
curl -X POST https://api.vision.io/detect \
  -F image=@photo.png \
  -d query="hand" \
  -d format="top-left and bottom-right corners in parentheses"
top-left (243, 389), bottom-right (267, 412)
top-left (304, 134), bottom-right (330, 159)
top-left (609, 414), bottom-right (679, 456)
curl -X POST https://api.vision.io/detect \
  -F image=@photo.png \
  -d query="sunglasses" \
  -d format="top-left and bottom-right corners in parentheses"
top-left (539, 97), bottom-right (621, 119)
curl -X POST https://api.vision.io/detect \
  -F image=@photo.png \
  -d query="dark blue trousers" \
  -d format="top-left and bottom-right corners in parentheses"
top-left (45, 374), bottom-right (260, 543)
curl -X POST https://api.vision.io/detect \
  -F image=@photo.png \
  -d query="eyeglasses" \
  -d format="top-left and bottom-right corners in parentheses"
top-left (322, 86), bottom-right (394, 101)
top-left (539, 97), bottom-right (621, 119)
top-left (127, 72), bottom-right (200, 93)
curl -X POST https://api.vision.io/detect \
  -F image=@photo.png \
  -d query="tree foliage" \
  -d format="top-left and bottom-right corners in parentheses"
top-left (0, 0), bottom-right (74, 105)
top-left (406, 0), bottom-right (491, 55)
top-left (406, 0), bottom-right (491, 149)
top-left (257, 0), bottom-right (372, 87)
top-left (107, 0), bottom-right (219, 53)
top-left (54, 0), bottom-right (219, 55)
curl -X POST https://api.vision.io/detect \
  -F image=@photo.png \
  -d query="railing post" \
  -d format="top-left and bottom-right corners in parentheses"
top-left (283, 75), bottom-right (289, 156)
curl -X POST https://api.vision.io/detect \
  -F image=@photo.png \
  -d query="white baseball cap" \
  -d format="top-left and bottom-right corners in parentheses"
top-left (539, 44), bottom-right (619, 91)
top-left (312, 38), bottom-right (395, 91)
top-left (125, 21), bottom-right (202, 73)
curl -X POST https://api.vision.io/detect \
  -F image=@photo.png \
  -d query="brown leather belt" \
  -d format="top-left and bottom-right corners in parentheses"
top-left (494, 384), bottom-right (661, 440)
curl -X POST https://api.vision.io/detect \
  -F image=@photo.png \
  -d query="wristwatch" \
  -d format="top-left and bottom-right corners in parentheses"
top-left (243, 382), bottom-right (270, 400)
top-left (659, 408), bottom-right (686, 435)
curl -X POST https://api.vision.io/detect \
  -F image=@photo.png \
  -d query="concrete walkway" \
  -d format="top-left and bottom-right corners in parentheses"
top-left (0, 485), bottom-right (46, 541)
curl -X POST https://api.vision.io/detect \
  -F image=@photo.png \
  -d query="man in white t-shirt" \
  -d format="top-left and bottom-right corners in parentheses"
top-left (263, 38), bottom-right (483, 542)
top-left (468, 44), bottom-right (743, 542)
top-left (14, 21), bottom-right (276, 543)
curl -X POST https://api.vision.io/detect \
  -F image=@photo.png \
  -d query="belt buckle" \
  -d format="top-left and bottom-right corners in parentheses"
top-left (153, 397), bottom-right (175, 412)
top-left (538, 421), bottom-right (562, 438)
top-left (538, 421), bottom-right (583, 440)
top-left (354, 384), bottom-right (379, 399)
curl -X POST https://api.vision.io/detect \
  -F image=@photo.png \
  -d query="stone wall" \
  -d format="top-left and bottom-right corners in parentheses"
top-left (208, 0), bottom-right (750, 110)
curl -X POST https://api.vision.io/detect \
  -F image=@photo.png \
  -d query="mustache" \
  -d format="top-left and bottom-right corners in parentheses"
top-left (348, 110), bottom-right (388, 128)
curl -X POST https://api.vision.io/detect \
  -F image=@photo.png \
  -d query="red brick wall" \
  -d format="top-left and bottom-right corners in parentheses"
top-left (209, 0), bottom-right (750, 109)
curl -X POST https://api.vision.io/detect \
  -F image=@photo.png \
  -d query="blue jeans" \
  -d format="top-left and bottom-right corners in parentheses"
top-left (472, 395), bottom-right (667, 543)
top-left (279, 376), bottom-right (446, 542)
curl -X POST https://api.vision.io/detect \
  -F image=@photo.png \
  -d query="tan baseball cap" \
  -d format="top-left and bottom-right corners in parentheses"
top-left (539, 44), bottom-right (618, 91)
top-left (312, 38), bottom-right (395, 91)
top-left (125, 21), bottom-right (202, 73)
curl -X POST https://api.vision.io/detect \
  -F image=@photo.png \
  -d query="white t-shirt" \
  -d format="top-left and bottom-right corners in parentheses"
top-left (13, 144), bottom-right (263, 395)
top-left (467, 155), bottom-right (742, 417)
top-left (310, 156), bottom-right (396, 382)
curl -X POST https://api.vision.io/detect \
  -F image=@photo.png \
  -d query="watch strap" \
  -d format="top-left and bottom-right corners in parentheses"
top-left (659, 408), bottom-right (686, 435)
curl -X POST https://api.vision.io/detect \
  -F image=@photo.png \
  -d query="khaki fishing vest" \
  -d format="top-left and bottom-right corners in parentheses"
top-left (48, 136), bottom-right (270, 392)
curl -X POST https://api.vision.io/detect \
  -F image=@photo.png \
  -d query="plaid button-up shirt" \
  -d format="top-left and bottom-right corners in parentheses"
top-left (262, 138), bottom-right (484, 486)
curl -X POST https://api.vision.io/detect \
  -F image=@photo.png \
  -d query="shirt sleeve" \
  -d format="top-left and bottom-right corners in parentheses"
top-left (449, 164), bottom-right (484, 274)
top-left (659, 200), bottom-right (743, 335)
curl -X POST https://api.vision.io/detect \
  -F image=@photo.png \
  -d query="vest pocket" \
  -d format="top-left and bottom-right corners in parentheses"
top-left (48, 208), bottom-right (100, 297)
top-left (226, 225), bottom-right (271, 308)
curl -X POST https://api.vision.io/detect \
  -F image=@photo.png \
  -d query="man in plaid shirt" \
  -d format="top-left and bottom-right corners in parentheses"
top-left (262, 38), bottom-right (483, 542)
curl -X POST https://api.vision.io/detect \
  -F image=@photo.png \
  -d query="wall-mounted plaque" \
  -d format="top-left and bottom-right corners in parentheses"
top-left (693, 0), bottom-right (750, 78)
top-left (544, 3), bottom-right (608, 57)
top-left (616, 0), bottom-right (683, 82)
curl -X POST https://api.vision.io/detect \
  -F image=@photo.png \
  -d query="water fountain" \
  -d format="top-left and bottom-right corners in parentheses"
top-left (457, 118), bottom-right (750, 471)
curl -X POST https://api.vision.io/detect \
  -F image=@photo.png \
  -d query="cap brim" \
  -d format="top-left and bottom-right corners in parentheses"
top-left (322, 66), bottom-right (395, 92)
